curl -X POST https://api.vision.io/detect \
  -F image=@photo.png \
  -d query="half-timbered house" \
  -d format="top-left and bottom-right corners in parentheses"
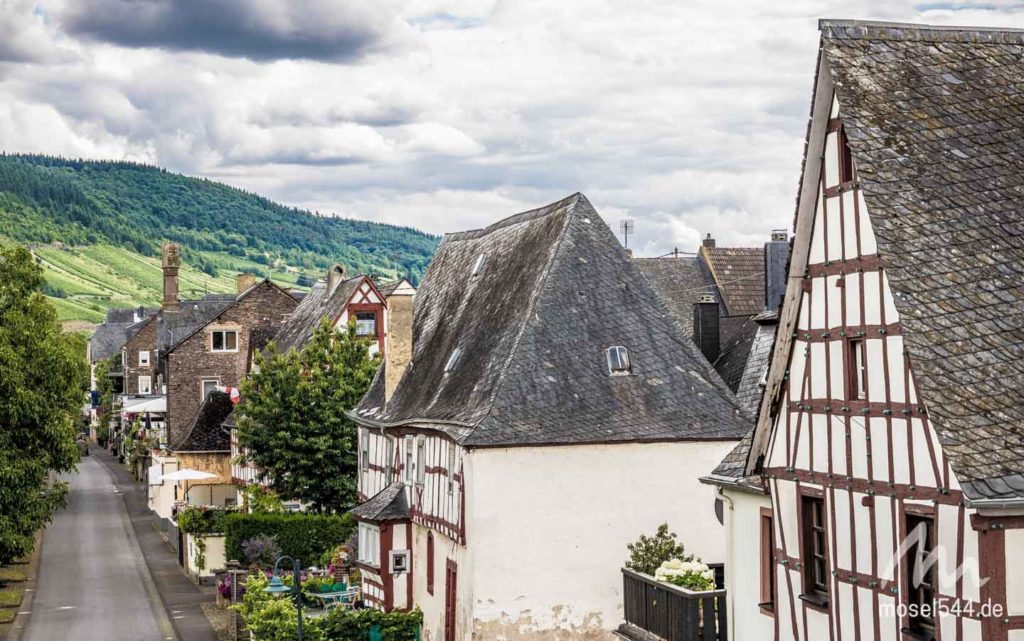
top-left (714, 20), bottom-right (1024, 641)
top-left (350, 193), bottom-right (750, 640)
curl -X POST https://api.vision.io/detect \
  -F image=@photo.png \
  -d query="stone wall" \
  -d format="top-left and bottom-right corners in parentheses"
top-left (123, 316), bottom-right (159, 395)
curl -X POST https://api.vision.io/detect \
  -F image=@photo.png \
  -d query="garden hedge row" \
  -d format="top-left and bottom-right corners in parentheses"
top-left (224, 512), bottom-right (355, 564)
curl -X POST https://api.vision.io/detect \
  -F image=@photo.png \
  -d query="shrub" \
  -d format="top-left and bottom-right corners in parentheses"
top-left (625, 523), bottom-right (694, 575)
top-left (224, 512), bottom-right (355, 565)
top-left (320, 606), bottom-right (422, 641)
top-left (242, 535), bottom-right (281, 567)
top-left (178, 505), bottom-right (231, 535)
top-left (654, 559), bottom-right (715, 592)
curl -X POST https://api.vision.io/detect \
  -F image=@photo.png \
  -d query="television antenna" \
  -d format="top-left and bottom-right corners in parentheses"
top-left (619, 219), bottom-right (634, 249)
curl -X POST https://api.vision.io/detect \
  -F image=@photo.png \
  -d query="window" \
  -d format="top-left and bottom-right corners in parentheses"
top-left (360, 431), bottom-right (370, 472)
top-left (905, 513), bottom-right (937, 637)
top-left (800, 495), bottom-right (829, 605)
top-left (847, 339), bottom-right (867, 400)
top-left (139, 350), bottom-right (150, 366)
top-left (138, 376), bottom-right (152, 395)
top-left (390, 550), bottom-right (409, 574)
top-left (838, 126), bottom-right (854, 184)
top-left (760, 509), bottom-right (776, 613)
top-left (416, 436), bottom-right (426, 485)
top-left (211, 330), bottom-right (238, 352)
top-left (201, 379), bottom-right (220, 401)
top-left (471, 254), bottom-right (485, 277)
top-left (357, 522), bottom-right (380, 566)
top-left (427, 532), bottom-right (435, 595)
top-left (447, 444), bottom-right (456, 494)
top-left (386, 438), bottom-right (395, 482)
top-left (405, 435), bottom-right (414, 484)
top-left (355, 312), bottom-right (377, 336)
top-left (606, 346), bottom-right (631, 375)
top-left (444, 347), bottom-right (461, 373)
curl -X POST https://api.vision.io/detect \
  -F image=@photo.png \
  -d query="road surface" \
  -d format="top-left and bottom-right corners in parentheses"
top-left (22, 456), bottom-right (174, 641)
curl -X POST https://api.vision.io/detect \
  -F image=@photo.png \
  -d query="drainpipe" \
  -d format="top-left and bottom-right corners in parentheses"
top-left (716, 486), bottom-right (736, 641)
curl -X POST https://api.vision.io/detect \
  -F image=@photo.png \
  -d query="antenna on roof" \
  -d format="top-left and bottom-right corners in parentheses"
top-left (619, 219), bottom-right (634, 250)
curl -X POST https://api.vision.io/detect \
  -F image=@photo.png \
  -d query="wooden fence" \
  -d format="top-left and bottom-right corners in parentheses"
top-left (621, 568), bottom-right (727, 641)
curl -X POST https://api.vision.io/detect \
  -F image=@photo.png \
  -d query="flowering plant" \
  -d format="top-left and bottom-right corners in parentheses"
top-left (654, 558), bottom-right (715, 592)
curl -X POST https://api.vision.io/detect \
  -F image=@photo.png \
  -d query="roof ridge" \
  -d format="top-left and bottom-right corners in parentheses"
top-left (472, 193), bottom-right (583, 432)
top-left (444, 192), bottom-right (583, 242)
top-left (820, 18), bottom-right (1024, 43)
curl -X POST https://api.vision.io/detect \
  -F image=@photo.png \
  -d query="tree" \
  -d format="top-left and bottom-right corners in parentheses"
top-left (0, 245), bottom-right (87, 563)
top-left (625, 523), bottom-right (695, 575)
top-left (237, 317), bottom-right (380, 514)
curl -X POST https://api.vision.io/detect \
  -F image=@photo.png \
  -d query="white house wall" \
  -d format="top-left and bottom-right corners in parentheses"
top-left (464, 441), bottom-right (735, 640)
top-left (763, 91), bottom-right (984, 641)
top-left (721, 488), bottom-right (774, 641)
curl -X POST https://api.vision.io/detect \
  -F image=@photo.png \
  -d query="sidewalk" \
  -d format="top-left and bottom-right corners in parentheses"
top-left (93, 447), bottom-right (218, 641)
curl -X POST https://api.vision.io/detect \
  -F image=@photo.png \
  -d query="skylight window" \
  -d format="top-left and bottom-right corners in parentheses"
top-left (444, 347), bottom-right (462, 373)
top-left (606, 346), bottom-right (630, 375)
top-left (471, 254), bottom-right (485, 277)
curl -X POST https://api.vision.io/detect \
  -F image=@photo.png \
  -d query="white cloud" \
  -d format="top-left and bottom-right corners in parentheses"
top-left (2, 0), bottom-right (1024, 253)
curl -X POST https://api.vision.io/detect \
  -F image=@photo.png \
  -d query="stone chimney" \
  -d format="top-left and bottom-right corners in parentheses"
top-left (236, 273), bottom-right (256, 294)
top-left (327, 264), bottom-right (346, 295)
top-left (764, 230), bottom-right (791, 313)
top-left (162, 242), bottom-right (181, 310)
top-left (384, 283), bottom-right (415, 403)
top-left (693, 293), bottom-right (720, 363)
top-left (702, 233), bottom-right (716, 248)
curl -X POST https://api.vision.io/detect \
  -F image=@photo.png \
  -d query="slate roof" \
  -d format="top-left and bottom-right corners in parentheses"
top-left (713, 316), bottom-right (758, 393)
top-left (157, 294), bottom-right (237, 353)
top-left (89, 321), bottom-right (132, 363)
top-left (734, 314), bottom-right (777, 418)
top-left (171, 390), bottom-right (234, 452)
top-left (700, 246), bottom-right (765, 317)
top-left (353, 193), bottom-right (749, 447)
top-left (376, 279), bottom-right (406, 297)
top-left (632, 256), bottom-right (710, 337)
top-left (351, 482), bottom-right (410, 522)
top-left (272, 278), bottom-right (362, 353)
top-left (818, 20), bottom-right (1024, 501)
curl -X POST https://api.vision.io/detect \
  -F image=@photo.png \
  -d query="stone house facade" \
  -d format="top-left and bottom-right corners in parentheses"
top-left (122, 314), bottom-right (159, 395)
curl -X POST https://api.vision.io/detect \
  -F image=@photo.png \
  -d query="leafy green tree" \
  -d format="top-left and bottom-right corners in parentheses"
top-left (0, 245), bottom-right (87, 563)
top-left (625, 523), bottom-right (695, 575)
top-left (237, 318), bottom-right (380, 514)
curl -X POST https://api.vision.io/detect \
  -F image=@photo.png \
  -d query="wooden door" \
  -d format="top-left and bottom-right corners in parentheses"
top-left (444, 560), bottom-right (457, 641)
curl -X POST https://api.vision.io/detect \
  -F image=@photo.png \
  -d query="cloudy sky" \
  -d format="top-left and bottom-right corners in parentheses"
top-left (2, 0), bottom-right (1023, 254)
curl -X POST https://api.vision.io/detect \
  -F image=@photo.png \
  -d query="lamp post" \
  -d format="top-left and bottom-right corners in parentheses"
top-left (264, 556), bottom-right (303, 641)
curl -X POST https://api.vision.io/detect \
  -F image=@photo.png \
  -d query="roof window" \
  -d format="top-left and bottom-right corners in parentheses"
top-left (471, 254), bottom-right (485, 277)
top-left (606, 346), bottom-right (631, 375)
top-left (444, 347), bottom-right (462, 373)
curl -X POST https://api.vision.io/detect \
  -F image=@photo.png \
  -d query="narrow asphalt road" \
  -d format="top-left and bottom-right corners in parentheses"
top-left (22, 456), bottom-right (175, 641)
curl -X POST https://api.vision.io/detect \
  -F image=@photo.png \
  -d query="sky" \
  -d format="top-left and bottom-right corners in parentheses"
top-left (2, 1), bottom-right (1023, 255)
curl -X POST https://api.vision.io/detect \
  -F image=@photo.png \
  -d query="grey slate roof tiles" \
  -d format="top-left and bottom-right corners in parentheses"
top-left (351, 482), bottom-right (410, 522)
top-left (819, 19), bottom-right (1024, 500)
top-left (632, 256), bottom-right (709, 337)
top-left (272, 278), bottom-right (362, 353)
top-left (701, 246), bottom-right (765, 317)
top-left (89, 321), bottom-right (133, 363)
top-left (354, 193), bottom-right (749, 447)
top-left (734, 315), bottom-right (777, 418)
top-left (171, 390), bottom-right (234, 452)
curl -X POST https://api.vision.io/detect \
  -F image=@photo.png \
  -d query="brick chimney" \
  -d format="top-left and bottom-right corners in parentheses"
top-left (236, 273), bottom-right (256, 294)
top-left (693, 293), bottom-right (720, 363)
top-left (384, 282), bottom-right (415, 403)
top-left (702, 233), bottom-right (716, 248)
top-left (327, 264), bottom-right (346, 296)
top-left (162, 242), bottom-right (181, 310)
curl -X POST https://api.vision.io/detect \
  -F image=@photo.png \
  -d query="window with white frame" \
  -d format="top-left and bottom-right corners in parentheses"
top-left (139, 350), bottom-right (150, 366)
top-left (416, 436), bottom-right (426, 485)
top-left (201, 379), bottom-right (220, 401)
top-left (360, 430), bottom-right (370, 472)
top-left (211, 330), bottom-right (238, 352)
top-left (390, 550), bottom-right (409, 574)
top-left (138, 376), bottom-right (152, 395)
top-left (354, 311), bottom-right (377, 336)
top-left (357, 522), bottom-right (380, 566)
top-left (405, 435), bottom-right (414, 484)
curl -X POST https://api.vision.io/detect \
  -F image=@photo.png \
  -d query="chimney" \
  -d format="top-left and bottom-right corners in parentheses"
top-left (327, 264), bottom-right (346, 295)
top-left (161, 242), bottom-right (181, 310)
top-left (702, 233), bottom-right (716, 248)
top-left (693, 293), bottom-right (720, 363)
top-left (236, 273), bottom-right (256, 294)
top-left (764, 230), bottom-right (791, 312)
top-left (384, 283), bottom-right (415, 404)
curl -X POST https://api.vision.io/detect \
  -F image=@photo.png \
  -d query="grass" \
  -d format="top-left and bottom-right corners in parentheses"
top-left (0, 588), bottom-right (21, 608)
top-left (0, 608), bottom-right (14, 624)
top-left (0, 568), bottom-right (26, 583)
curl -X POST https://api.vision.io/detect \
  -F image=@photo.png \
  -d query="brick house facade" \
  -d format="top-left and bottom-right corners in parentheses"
top-left (165, 280), bottom-right (298, 449)
top-left (122, 315), bottom-right (159, 395)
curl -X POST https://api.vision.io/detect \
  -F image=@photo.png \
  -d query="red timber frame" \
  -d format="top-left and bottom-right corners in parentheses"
top-left (334, 276), bottom-right (387, 354)
top-left (761, 103), bottom-right (977, 641)
top-left (973, 513), bottom-right (1023, 639)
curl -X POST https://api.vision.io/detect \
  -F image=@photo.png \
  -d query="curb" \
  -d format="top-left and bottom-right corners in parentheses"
top-left (7, 521), bottom-right (47, 641)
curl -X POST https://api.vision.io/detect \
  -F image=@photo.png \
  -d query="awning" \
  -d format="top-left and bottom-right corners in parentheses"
top-left (122, 396), bottom-right (166, 414)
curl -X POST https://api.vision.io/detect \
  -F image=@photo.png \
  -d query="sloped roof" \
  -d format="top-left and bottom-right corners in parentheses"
top-left (814, 20), bottom-right (1024, 501)
top-left (713, 316), bottom-right (758, 393)
top-left (272, 277), bottom-right (362, 353)
top-left (351, 482), bottom-right (410, 522)
top-left (89, 321), bottom-right (132, 363)
top-left (171, 390), bottom-right (234, 452)
top-left (157, 294), bottom-right (236, 352)
top-left (632, 256), bottom-right (710, 337)
top-left (700, 246), bottom-right (765, 317)
top-left (354, 193), bottom-right (749, 447)
top-left (734, 314), bottom-right (777, 418)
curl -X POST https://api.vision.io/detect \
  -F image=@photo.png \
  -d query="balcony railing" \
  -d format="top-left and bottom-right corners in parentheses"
top-left (620, 567), bottom-right (727, 641)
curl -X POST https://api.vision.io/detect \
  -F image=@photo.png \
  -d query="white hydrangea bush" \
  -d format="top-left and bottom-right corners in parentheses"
top-left (653, 558), bottom-right (715, 592)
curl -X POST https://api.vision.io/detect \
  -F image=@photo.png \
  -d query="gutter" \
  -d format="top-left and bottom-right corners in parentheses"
top-left (699, 474), bottom-right (766, 496)
top-left (964, 496), bottom-right (1024, 510)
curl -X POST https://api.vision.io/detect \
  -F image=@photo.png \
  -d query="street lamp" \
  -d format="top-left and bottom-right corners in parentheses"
top-left (264, 555), bottom-right (304, 641)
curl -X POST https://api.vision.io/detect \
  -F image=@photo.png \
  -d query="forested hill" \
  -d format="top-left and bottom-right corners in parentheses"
top-left (0, 154), bottom-right (439, 325)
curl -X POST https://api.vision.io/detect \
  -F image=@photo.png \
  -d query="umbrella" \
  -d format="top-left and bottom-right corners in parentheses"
top-left (162, 469), bottom-right (218, 506)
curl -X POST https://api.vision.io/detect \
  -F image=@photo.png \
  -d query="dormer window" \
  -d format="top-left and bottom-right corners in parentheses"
top-left (606, 346), bottom-right (630, 375)
top-left (444, 347), bottom-right (462, 373)
top-left (471, 254), bottom-right (485, 277)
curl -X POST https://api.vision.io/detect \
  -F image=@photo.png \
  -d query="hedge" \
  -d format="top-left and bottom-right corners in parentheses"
top-left (178, 505), bottom-right (232, 535)
top-left (224, 512), bottom-right (355, 564)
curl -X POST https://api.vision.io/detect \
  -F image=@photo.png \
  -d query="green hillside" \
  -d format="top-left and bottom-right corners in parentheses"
top-left (0, 154), bottom-right (438, 326)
